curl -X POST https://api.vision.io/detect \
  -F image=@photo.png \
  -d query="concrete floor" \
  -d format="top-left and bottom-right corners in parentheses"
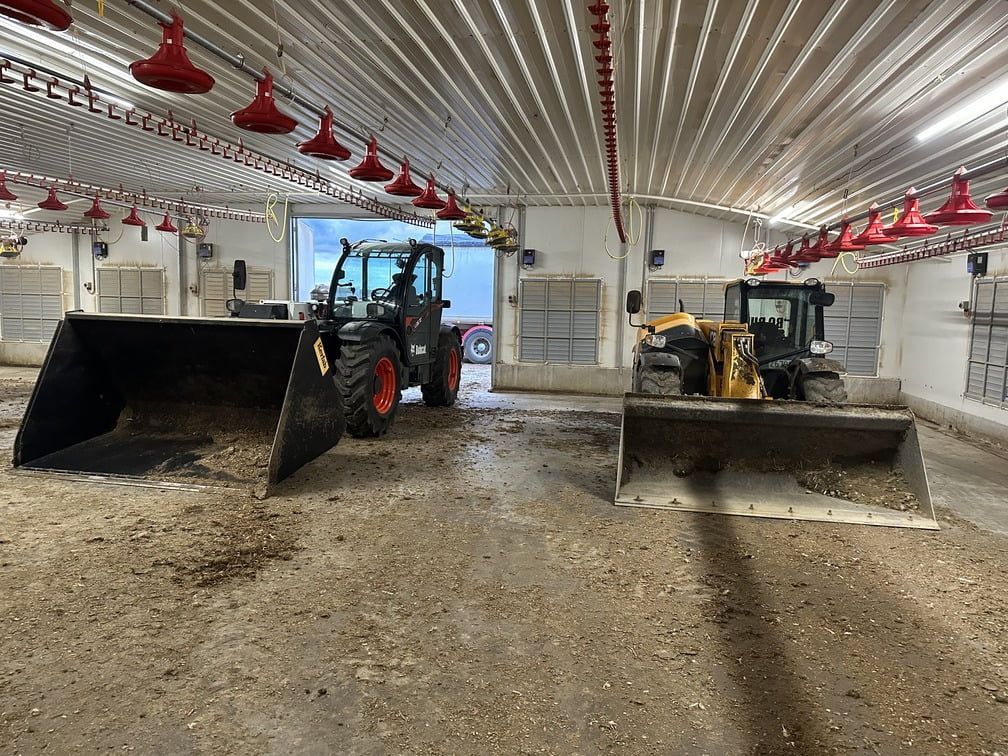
top-left (1, 362), bottom-right (1006, 753)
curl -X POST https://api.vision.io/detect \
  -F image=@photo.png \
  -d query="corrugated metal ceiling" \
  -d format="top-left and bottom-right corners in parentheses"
top-left (1, 0), bottom-right (1006, 228)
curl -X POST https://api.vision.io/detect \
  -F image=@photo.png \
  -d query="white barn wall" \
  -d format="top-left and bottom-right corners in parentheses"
top-left (0, 219), bottom-right (285, 365)
top-left (494, 206), bottom-right (750, 394)
top-left (861, 248), bottom-right (1008, 442)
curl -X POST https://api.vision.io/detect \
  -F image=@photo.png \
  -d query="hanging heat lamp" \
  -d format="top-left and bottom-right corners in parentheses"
top-left (413, 175), bottom-right (446, 210)
top-left (298, 106), bottom-right (351, 160)
top-left (823, 218), bottom-right (865, 254)
top-left (436, 190), bottom-right (467, 221)
top-left (792, 234), bottom-right (818, 264)
top-left (0, 171), bottom-right (17, 202)
top-left (850, 203), bottom-right (899, 246)
top-left (181, 217), bottom-right (206, 240)
top-left (155, 212), bottom-right (178, 233)
top-left (986, 187), bottom-right (1008, 210)
top-left (0, 0), bottom-right (72, 31)
top-left (883, 188), bottom-right (938, 238)
top-left (349, 135), bottom-right (394, 182)
top-left (37, 186), bottom-right (67, 212)
top-left (122, 205), bottom-right (146, 227)
top-left (231, 68), bottom-right (297, 134)
top-left (923, 167), bottom-right (993, 226)
top-left (83, 194), bottom-right (110, 220)
top-left (810, 226), bottom-right (837, 259)
top-left (384, 158), bottom-right (423, 197)
top-left (129, 10), bottom-right (214, 94)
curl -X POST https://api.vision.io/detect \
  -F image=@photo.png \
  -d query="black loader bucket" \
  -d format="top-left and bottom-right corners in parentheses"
top-left (615, 394), bottom-right (937, 530)
top-left (14, 312), bottom-right (344, 495)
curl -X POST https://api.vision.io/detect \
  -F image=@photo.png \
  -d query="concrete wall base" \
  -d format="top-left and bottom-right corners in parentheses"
top-left (493, 363), bottom-right (629, 396)
top-left (845, 377), bottom-right (901, 405)
top-left (0, 343), bottom-right (49, 367)
top-left (901, 393), bottom-right (1008, 447)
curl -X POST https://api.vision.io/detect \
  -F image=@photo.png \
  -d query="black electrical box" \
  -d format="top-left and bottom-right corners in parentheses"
top-left (522, 248), bottom-right (536, 267)
top-left (650, 249), bottom-right (665, 267)
top-left (92, 241), bottom-right (108, 259)
top-left (197, 242), bottom-right (214, 259)
top-left (967, 252), bottom-right (988, 277)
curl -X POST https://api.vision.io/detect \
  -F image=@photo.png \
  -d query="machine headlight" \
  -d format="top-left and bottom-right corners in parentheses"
top-left (804, 277), bottom-right (821, 287)
top-left (810, 340), bottom-right (833, 355)
top-left (644, 333), bottom-right (667, 348)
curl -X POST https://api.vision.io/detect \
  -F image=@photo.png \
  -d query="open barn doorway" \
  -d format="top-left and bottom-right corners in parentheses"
top-left (291, 217), bottom-right (496, 402)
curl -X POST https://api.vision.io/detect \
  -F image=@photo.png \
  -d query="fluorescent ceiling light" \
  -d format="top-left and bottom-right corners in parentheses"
top-left (917, 81), bottom-right (1008, 142)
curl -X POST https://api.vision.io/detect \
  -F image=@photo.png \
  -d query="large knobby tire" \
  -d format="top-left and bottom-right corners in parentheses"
top-left (462, 326), bottom-right (493, 364)
top-left (638, 366), bottom-right (682, 395)
top-left (336, 335), bottom-right (402, 438)
top-left (801, 374), bottom-right (848, 404)
top-left (422, 331), bottom-right (462, 407)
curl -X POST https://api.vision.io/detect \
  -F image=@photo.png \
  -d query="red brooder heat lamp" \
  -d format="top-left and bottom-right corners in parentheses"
top-left (884, 189), bottom-right (939, 237)
top-left (230, 68), bottom-right (297, 134)
top-left (923, 167), bottom-right (993, 226)
top-left (37, 186), bottom-right (67, 211)
top-left (129, 10), bottom-right (214, 94)
top-left (850, 203), bottom-right (899, 246)
top-left (0, 0), bottom-right (72, 31)
top-left (435, 190), bottom-right (467, 221)
top-left (349, 135), bottom-right (394, 182)
top-left (122, 205), bottom-right (146, 227)
top-left (83, 194), bottom-right (110, 220)
top-left (812, 226), bottom-right (838, 259)
top-left (824, 218), bottom-right (865, 253)
top-left (0, 172), bottom-right (17, 202)
top-left (413, 175), bottom-right (446, 210)
top-left (298, 106), bottom-right (351, 161)
top-left (384, 158), bottom-right (424, 197)
top-left (986, 186), bottom-right (1008, 210)
top-left (155, 212), bottom-right (178, 233)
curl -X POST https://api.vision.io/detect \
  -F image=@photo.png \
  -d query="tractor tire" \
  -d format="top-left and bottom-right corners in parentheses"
top-left (638, 366), bottom-right (682, 395)
top-left (336, 334), bottom-right (402, 438)
top-left (801, 374), bottom-right (848, 405)
top-left (462, 326), bottom-right (493, 364)
top-left (422, 330), bottom-right (462, 407)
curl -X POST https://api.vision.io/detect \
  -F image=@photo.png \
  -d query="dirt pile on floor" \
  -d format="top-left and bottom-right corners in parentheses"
top-left (799, 463), bottom-right (920, 511)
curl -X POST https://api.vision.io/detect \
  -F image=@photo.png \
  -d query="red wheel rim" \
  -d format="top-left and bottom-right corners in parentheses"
top-left (448, 348), bottom-right (461, 391)
top-left (372, 357), bottom-right (396, 414)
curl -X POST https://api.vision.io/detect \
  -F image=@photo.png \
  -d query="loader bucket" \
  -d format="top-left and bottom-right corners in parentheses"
top-left (14, 312), bottom-right (344, 495)
top-left (615, 394), bottom-right (937, 530)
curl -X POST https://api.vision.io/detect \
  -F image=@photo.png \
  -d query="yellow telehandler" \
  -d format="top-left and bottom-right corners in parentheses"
top-left (616, 278), bottom-right (936, 530)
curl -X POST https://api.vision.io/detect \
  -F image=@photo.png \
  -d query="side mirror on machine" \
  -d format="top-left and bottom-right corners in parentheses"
top-left (810, 290), bottom-right (835, 307)
top-left (232, 259), bottom-right (247, 294)
top-left (626, 290), bottom-right (643, 315)
top-left (625, 290), bottom-right (655, 333)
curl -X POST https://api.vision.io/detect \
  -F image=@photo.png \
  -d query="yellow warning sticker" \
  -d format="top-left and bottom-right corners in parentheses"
top-left (313, 338), bottom-right (329, 376)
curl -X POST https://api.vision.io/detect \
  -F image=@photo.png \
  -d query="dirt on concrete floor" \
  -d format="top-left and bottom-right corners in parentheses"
top-left (0, 367), bottom-right (1006, 754)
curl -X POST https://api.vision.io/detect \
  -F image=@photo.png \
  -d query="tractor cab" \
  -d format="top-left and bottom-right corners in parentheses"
top-left (326, 239), bottom-right (453, 373)
top-left (724, 277), bottom-right (837, 398)
top-left (328, 239), bottom-right (444, 323)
